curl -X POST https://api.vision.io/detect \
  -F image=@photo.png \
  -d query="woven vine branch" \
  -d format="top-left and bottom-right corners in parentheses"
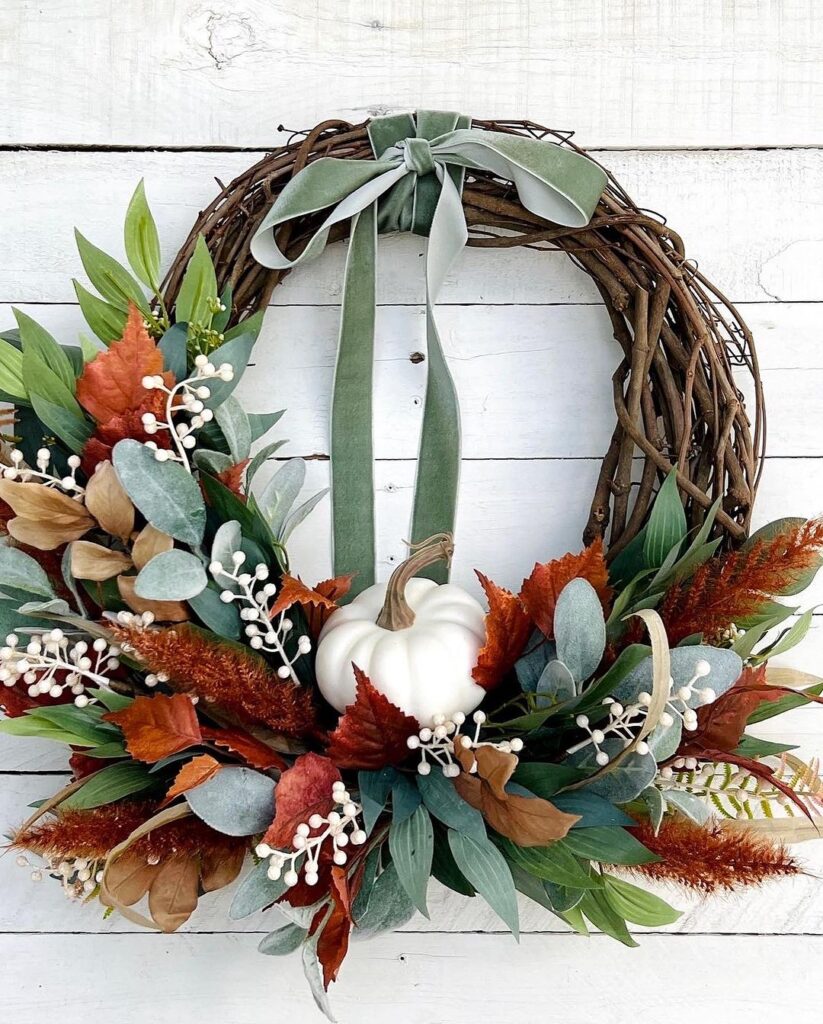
top-left (163, 117), bottom-right (764, 557)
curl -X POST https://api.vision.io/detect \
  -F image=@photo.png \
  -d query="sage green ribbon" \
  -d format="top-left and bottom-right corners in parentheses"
top-left (251, 112), bottom-right (607, 592)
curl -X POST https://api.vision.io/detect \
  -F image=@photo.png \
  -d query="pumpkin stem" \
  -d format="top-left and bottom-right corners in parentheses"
top-left (375, 533), bottom-right (454, 631)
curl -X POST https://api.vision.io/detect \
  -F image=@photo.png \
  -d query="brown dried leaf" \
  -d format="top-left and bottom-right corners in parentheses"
top-left (103, 853), bottom-right (160, 906)
top-left (0, 479), bottom-right (94, 525)
top-left (84, 460), bottom-right (134, 541)
top-left (200, 844), bottom-right (246, 893)
top-left (131, 524), bottom-right (174, 571)
top-left (71, 540), bottom-right (133, 581)
top-left (147, 855), bottom-right (200, 932)
top-left (200, 726), bottom-right (288, 771)
top-left (6, 517), bottom-right (91, 550)
top-left (117, 574), bottom-right (189, 622)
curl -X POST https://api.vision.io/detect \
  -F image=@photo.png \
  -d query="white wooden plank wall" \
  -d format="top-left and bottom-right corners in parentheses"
top-left (1, 2), bottom-right (822, 1021)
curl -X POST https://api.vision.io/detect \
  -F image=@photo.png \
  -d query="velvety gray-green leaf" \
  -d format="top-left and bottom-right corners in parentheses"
top-left (134, 549), bottom-right (208, 601)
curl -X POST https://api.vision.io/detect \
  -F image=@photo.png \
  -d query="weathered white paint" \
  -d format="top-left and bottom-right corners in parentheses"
top-left (2, 3), bottom-right (823, 1020)
top-left (2, 1), bottom-right (823, 148)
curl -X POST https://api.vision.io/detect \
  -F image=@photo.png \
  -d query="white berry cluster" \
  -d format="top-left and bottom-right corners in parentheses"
top-left (255, 781), bottom-right (366, 888)
top-left (16, 851), bottom-right (103, 899)
top-left (2, 447), bottom-right (84, 496)
top-left (208, 553), bottom-right (310, 685)
top-left (567, 659), bottom-right (718, 766)
top-left (406, 709), bottom-right (524, 777)
top-left (140, 354), bottom-right (234, 471)
top-left (0, 629), bottom-right (121, 707)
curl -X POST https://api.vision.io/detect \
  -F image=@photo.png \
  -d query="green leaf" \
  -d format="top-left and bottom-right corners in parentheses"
top-left (561, 827), bottom-right (659, 865)
top-left (358, 767), bottom-right (397, 834)
top-left (758, 609), bottom-right (815, 661)
top-left (186, 766), bottom-right (275, 836)
top-left (641, 785), bottom-right (666, 833)
top-left (553, 578), bottom-right (606, 684)
top-left (62, 762), bottom-right (157, 809)
top-left (608, 527), bottom-right (648, 589)
top-left (747, 680), bottom-right (823, 725)
top-left (176, 236), bottom-right (217, 326)
top-left (188, 584), bottom-right (241, 640)
top-left (574, 644), bottom-right (652, 714)
top-left (224, 310), bottom-right (264, 343)
top-left (258, 923), bottom-right (307, 956)
top-left (248, 409), bottom-right (285, 443)
top-left (388, 803), bottom-right (433, 918)
top-left (354, 862), bottom-right (416, 935)
top-left (215, 395), bottom-right (252, 462)
top-left (14, 309), bottom-right (76, 391)
top-left (417, 770), bottom-right (486, 840)
top-left (213, 284), bottom-right (233, 334)
top-left (448, 830), bottom-right (519, 937)
top-left (23, 704), bottom-right (118, 746)
top-left (0, 335), bottom-right (28, 399)
top-left (510, 762), bottom-right (588, 799)
top-left (134, 549), bottom-right (208, 601)
top-left (603, 874), bottom-right (682, 926)
top-left (431, 832), bottom-right (476, 896)
top-left (390, 773), bottom-right (422, 824)
top-left (113, 439), bottom-right (206, 545)
top-left (257, 458), bottom-right (305, 536)
top-left (579, 887), bottom-right (638, 947)
top-left (0, 715), bottom-right (98, 747)
top-left (29, 392), bottom-right (92, 454)
top-left (230, 858), bottom-right (288, 919)
top-left (246, 438), bottom-right (288, 488)
top-left (89, 688), bottom-right (134, 712)
top-left (663, 790), bottom-right (710, 825)
top-left (201, 333), bottom-right (256, 408)
top-left (124, 179), bottom-right (161, 289)
top-left (734, 734), bottom-right (798, 758)
top-left (549, 792), bottom-right (635, 828)
top-left (0, 544), bottom-right (55, 597)
top-left (643, 470), bottom-right (687, 569)
top-left (280, 488), bottom-right (329, 543)
top-left (572, 743), bottom-right (657, 804)
top-left (73, 280), bottom-right (128, 345)
top-left (499, 837), bottom-right (602, 889)
top-left (200, 473), bottom-right (283, 567)
top-left (732, 604), bottom-right (796, 661)
top-left (159, 322), bottom-right (188, 380)
top-left (74, 230), bottom-right (149, 314)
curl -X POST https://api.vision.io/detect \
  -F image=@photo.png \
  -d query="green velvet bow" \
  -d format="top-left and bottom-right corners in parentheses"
top-left (251, 111), bottom-right (607, 593)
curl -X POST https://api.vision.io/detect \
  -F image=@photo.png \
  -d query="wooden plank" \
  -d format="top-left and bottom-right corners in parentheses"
top-left (1, 933), bottom-right (822, 1024)
top-left (1, 148), bottom-right (822, 304)
top-left (2, 1), bottom-right (822, 147)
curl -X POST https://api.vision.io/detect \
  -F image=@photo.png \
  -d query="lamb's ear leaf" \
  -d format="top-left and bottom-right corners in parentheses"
top-left (201, 333), bottom-right (256, 408)
top-left (158, 322), bottom-right (188, 380)
top-left (553, 578), bottom-right (606, 684)
top-left (258, 923), bottom-right (307, 956)
top-left (230, 858), bottom-right (287, 919)
top-left (134, 549), bottom-right (208, 602)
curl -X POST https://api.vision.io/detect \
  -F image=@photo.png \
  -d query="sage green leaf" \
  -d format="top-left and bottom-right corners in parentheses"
top-left (561, 827), bottom-right (659, 865)
top-left (258, 923), bottom-right (307, 956)
top-left (74, 230), bottom-right (149, 314)
top-left (611, 644), bottom-right (743, 709)
top-left (390, 774), bottom-right (422, 824)
top-left (230, 858), bottom-right (287, 919)
top-left (213, 284), bottom-right (232, 333)
top-left (417, 769), bottom-right (486, 840)
top-left (201, 333), bottom-right (255, 408)
top-left (14, 309), bottom-right (76, 391)
top-left (62, 762), bottom-right (157, 809)
top-left (113, 439), bottom-right (206, 545)
top-left (210, 520), bottom-right (242, 569)
top-left (188, 584), bottom-right (241, 639)
top-left (553, 578), bottom-right (606, 684)
top-left (388, 804), bottom-right (433, 918)
top-left (280, 488), bottom-right (330, 543)
top-left (571, 741), bottom-right (657, 804)
top-left (448, 830), bottom-right (519, 938)
top-left (579, 887), bottom-right (638, 947)
top-left (535, 659), bottom-right (576, 704)
top-left (760, 609), bottom-right (814, 660)
top-left (641, 785), bottom-right (666, 833)
top-left (643, 470), bottom-right (687, 569)
top-left (257, 458), bottom-right (305, 534)
top-left (159, 322), bottom-right (188, 380)
top-left (732, 604), bottom-right (796, 661)
top-left (215, 395), bottom-right (252, 461)
top-left (248, 408), bottom-right (284, 442)
top-left (176, 235), bottom-right (217, 326)
top-left (29, 392), bottom-right (92, 454)
top-left (549, 791), bottom-right (635, 828)
top-left (134, 549), bottom-right (208, 601)
top-left (431, 834), bottom-right (476, 896)
top-left (186, 766), bottom-right (275, 837)
top-left (603, 874), bottom-right (682, 926)
top-left (499, 837), bottom-right (602, 889)
top-left (301, 939), bottom-right (336, 1022)
top-left (663, 789), bottom-right (711, 825)
top-left (124, 179), bottom-right (161, 289)
top-left (193, 449), bottom-right (234, 475)
top-left (0, 544), bottom-right (55, 597)
top-left (353, 862), bottom-right (416, 936)
top-left (73, 280), bottom-right (128, 344)
top-left (246, 438), bottom-right (288, 488)
top-left (510, 762), bottom-right (588, 799)
top-left (357, 767), bottom-right (397, 834)
top-left (224, 310), bottom-right (264, 343)
top-left (0, 335), bottom-right (28, 399)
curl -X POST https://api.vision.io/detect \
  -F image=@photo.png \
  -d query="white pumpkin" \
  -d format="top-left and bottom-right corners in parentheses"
top-left (315, 535), bottom-right (487, 725)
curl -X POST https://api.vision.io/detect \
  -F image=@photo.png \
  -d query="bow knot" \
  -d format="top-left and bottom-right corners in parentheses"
top-left (399, 137), bottom-right (436, 177)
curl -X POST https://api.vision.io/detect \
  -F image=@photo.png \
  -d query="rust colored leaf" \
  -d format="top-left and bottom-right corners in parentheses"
top-left (160, 754), bottom-right (221, 808)
top-left (147, 855), bottom-right (200, 932)
top-left (325, 666), bottom-right (419, 769)
top-left (263, 752), bottom-right (340, 849)
top-left (105, 693), bottom-right (202, 762)
top-left (76, 304), bottom-right (173, 424)
top-left (472, 573), bottom-right (531, 690)
top-left (307, 574), bottom-right (355, 635)
top-left (216, 459), bottom-right (250, 500)
top-left (269, 573), bottom-right (341, 619)
top-left (81, 390), bottom-right (173, 476)
top-left (313, 865), bottom-right (352, 989)
top-left (453, 744), bottom-right (579, 846)
top-left (679, 665), bottom-right (783, 755)
top-left (519, 538), bottom-right (612, 639)
top-left (200, 725), bottom-right (288, 772)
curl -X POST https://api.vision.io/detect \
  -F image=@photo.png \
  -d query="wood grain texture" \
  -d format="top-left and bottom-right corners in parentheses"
top-left (1, 1), bottom-right (822, 147)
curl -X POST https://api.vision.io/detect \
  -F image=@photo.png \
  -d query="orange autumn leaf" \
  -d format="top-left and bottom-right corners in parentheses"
top-left (270, 574), bottom-right (342, 618)
top-left (76, 304), bottom-right (174, 425)
top-left (104, 693), bottom-right (202, 762)
top-left (325, 666), bottom-right (419, 770)
top-left (312, 865), bottom-right (352, 989)
top-left (519, 538), bottom-right (612, 638)
top-left (216, 459), bottom-right (250, 500)
top-left (471, 573), bottom-right (531, 690)
top-left (270, 573), bottom-right (354, 638)
top-left (160, 754), bottom-right (221, 808)
top-left (200, 725), bottom-right (288, 772)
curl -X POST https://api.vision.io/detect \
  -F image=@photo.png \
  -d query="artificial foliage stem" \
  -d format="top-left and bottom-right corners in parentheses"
top-left (375, 533), bottom-right (454, 631)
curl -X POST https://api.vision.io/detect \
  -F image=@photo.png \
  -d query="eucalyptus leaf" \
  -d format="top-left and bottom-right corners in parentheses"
top-left (358, 767), bottom-right (397, 834)
top-left (113, 439), bottom-right (206, 546)
top-left (134, 549), bottom-right (208, 601)
top-left (186, 766), bottom-right (275, 836)
top-left (515, 631), bottom-right (554, 693)
top-left (201, 333), bottom-right (255, 408)
top-left (0, 544), bottom-right (55, 597)
top-left (188, 584), bottom-right (241, 639)
top-left (663, 789), bottom-right (711, 825)
top-left (611, 644), bottom-right (743, 710)
top-left (302, 937), bottom-right (336, 1022)
top-left (159, 323), bottom-right (188, 380)
top-left (553, 578), bottom-right (606, 684)
top-left (535, 659), bottom-right (576, 705)
top-left (570, 740), bottom-right (657, 803)
top-left (641, 785), bottom-right (666, 833)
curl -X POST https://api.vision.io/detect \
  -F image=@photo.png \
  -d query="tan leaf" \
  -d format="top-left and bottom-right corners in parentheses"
top-left (0, 479), bottom-right (94, 526)
top-left (71, 540), bottom-right (133, 581)
top-left (117, 575), bottom-right (189, 622)
top-left (147, 855), bottom-right (200, 932)
top-left (160, 753), bottom-right (221, 808)
top-left (131, 523), bottom-right (173, 570)
top-left (6, 516), bottom-right (92, 550)
top-left (103, 853), bottom-right (160, 906)
top-left (200, 845), bottom-right (246, 893)
top-left (453, 744), bottom-right (579, 847)
top-left (84, 460), bottom-right (134, 541)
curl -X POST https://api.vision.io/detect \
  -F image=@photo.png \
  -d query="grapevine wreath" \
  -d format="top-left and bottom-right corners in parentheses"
top-left (1, 112), bottom-right (822, 1017)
